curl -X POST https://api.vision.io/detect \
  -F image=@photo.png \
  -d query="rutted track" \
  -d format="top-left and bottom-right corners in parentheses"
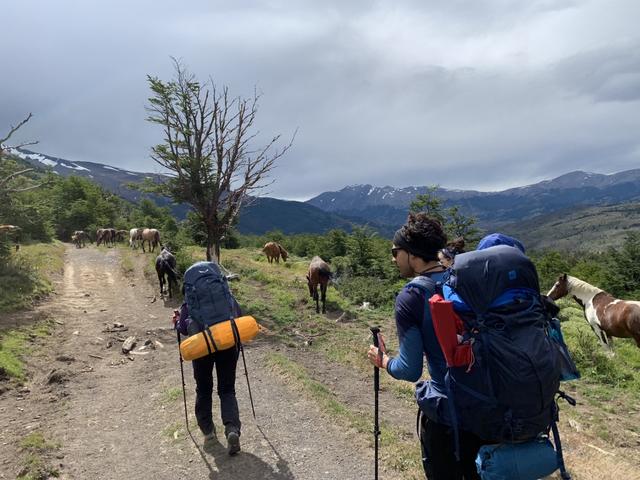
top-left (0, 246), bottom-right (374, 479)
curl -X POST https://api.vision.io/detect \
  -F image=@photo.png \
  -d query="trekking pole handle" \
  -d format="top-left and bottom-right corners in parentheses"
top-left (370, 326), bottom-right (380, 347)
top-left (370, 326), bottom-right (383, 366)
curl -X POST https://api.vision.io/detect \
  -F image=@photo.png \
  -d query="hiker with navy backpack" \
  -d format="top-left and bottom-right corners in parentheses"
top-left (367, 213), bottom-right (485, 479)
top-left (367, 219), bottom-right (576, 480)
top-left (172, 261), bottom-right (245, 456)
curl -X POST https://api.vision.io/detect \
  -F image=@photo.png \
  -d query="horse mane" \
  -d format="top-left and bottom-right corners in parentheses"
top-left (566, 275), bottom-right (603, 297)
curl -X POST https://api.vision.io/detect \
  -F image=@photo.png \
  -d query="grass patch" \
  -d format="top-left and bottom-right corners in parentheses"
top-left (119, 249), bottom-right (136, 277)
top-left (163, 387), bottom-right (183, 403)
top-left (266, 351), bottom-right (423, 478)
top-left (0, 319), bottom-right (56, 380)
top-left (17, 432), bottom-right (61, 480)
top-left (0, 329), bottom-right (30, 379)
top-left (0, 242), bottom-right (65, 314)
top-left (162, 422), bottom-right (185, 442)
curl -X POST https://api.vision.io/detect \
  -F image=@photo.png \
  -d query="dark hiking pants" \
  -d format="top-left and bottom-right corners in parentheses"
top-left (192, 347), bottom-right (241, 436)
top-left (419, 412), bottom-right (484, 480)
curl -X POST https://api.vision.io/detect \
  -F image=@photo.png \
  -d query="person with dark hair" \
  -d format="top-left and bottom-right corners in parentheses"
top-left (366, 213), bottom-right (484, 479)
top-left (438, 237), bottom-right (466, 269)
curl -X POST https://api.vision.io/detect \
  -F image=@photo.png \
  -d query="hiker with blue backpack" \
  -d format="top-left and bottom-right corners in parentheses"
top-left (367, 213), bottom-right (484, 479)
top-left (367, 219), bottom-right (577, 480)
top-left (172, 261), bottom-right (245, 456)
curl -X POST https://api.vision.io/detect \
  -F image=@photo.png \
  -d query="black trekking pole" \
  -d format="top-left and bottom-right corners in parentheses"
top-left (230, 319), bottom-right (257, 420)
top-left (370, 326), bottom-right (381, 480)
top-left (176, 330), bottom-right (190, 432)
top-left (239, 344), bottom-right (257, 419)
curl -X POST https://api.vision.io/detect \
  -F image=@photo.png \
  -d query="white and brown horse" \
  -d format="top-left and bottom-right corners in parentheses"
top-left (263, 242), bottom-right (289, 264)
top-left (307, 256), bottom-right (332, 314)
top-left (547, 274), bottom-right (640, 351)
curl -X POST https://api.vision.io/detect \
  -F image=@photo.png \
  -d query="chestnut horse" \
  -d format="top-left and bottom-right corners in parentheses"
top-left (547, 273), bottom-right (640, 352)
top-left (141, 228), bottom-right (161, 253)
top-left (307, 256), bottom-right (331, 314)
top-left (263, 242), bottom-right (289, 264)
top-left (96, 228), bottom-right (116, 247)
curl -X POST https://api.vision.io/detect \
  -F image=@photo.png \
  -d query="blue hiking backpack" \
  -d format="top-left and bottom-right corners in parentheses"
top-left (183, 261), bottom-right (236, 336)
top-left (412, 245), bottom-right (575, 479)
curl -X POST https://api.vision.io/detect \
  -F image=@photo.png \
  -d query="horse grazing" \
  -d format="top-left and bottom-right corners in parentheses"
top-left (307, 256), bottom-right (332, 314)
top-left (0, 224), bottom-right (20, 234)
top-left (115, 230), bottom-right (129, 243)
top-left (263, 242), bottom-right (289, 264)
top-left (141, 228), bottom-right (161, 253)
top-left (72, 230), bottom-right (88, 248)
top-left (129, 228), bottom-right (143, 249)
top-left (96, 228), bottom-right (116, 247)
top-left (548, 274), bottom-right (640, 351)
top-left (155, 247), bottom-right (179, 298)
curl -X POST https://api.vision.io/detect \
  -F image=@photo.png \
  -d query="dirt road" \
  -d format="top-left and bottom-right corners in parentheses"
top-left (0, 246), bottom-right (376, 479)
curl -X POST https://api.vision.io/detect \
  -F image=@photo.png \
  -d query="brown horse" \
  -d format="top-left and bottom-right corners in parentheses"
top-left (263, 242), bottom-right (289, 263)
top-left (141, 228), bottom-right (161, 253)
top-left (115, 230), bottom-right (129, 242)
top-left (548, 274), bottom-right (640, 351)
top-left (96, 228), bottom-right (116, 247)
top-left (0, 224), bottom-right (20, 234)
top-left (307, 256), bottom-right (331, 314)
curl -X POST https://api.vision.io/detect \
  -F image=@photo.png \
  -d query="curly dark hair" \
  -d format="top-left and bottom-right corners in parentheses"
top-left (400, 212), bottom-right (447, 260)
top-left (447, 237), bottom-right (466, 255)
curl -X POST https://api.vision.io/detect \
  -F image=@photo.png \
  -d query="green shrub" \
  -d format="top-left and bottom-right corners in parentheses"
top-left (336, 276), bottom-right (400, 308)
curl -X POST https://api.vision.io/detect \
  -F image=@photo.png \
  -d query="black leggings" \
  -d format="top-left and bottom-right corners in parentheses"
top-left (192, 347), bottom-right (241, 436)
top-left (419, 412), bottom-right (485, 480)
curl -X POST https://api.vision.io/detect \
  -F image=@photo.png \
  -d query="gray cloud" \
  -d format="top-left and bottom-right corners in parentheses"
top-left (1, 0), bottom-right (639, 200)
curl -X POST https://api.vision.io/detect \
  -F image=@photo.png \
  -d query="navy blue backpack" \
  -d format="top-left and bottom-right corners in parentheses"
top-left (183, 261), bottom-right (236, 336)
top-left (414, 245), bottom-right (575, 479)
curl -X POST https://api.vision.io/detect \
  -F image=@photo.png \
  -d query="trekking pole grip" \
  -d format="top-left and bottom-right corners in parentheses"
top-left (370, 326), bottom-right (380, 348)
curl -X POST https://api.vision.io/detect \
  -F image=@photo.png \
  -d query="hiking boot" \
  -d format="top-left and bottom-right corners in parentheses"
top-left (202, 424), bottom-right (216, 442)
top-left (226, 430), bottom-right (240, 456)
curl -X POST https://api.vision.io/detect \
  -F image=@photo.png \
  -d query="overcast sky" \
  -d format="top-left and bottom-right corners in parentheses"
top-left (2, 0), bottom-right (639, 200)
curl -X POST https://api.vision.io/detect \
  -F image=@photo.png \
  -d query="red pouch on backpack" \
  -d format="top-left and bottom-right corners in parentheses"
top-left (428, 294), bottom-right (472, 368)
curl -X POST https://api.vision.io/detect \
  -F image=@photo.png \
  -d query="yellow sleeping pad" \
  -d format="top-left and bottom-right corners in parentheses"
top-left (179, 316), bottom-right (260, 361)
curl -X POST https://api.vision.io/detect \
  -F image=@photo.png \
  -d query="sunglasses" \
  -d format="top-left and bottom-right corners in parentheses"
top-left (391, 247), bottom-right (403, 258)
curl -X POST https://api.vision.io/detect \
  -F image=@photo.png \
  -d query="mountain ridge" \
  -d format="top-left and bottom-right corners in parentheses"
top-left (7, 147), bottom-right (640, 238)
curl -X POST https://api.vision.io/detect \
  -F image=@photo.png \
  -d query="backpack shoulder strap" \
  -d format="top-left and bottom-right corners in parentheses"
top-left (406, 276), bottom-right (437, 297)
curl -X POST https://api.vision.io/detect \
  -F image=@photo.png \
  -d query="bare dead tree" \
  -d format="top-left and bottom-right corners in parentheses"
top-left (1, 113), bottom-right (38, 150)
top-left (1, 113), bottom-right (43, 194)
top-left (146, 59), bottom-right (294, 261)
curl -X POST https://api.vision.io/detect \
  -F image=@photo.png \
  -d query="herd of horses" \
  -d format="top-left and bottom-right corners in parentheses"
top-left (70, 227), bottom-right (163, 252)
top-left (59, 231), bottom-right (640, 350)
top-left (153, 241), bottom-right (332, 313)
top-left (261, 242), bottom-right (332, 314)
